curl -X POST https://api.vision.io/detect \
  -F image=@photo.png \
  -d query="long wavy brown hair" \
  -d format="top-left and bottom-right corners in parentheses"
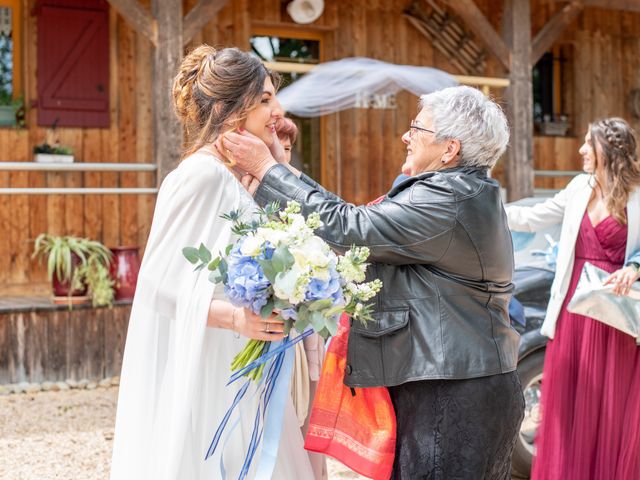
top-left (589, 117), bottom-right (640, 224)
top-left (171, 45), bottom-right (280, 161)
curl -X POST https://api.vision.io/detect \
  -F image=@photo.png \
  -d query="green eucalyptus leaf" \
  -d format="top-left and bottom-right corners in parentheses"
top-left (271, 245), bottom-right (294, 272)
top-left (198, 243), bottom-right (212, 263)
top-left (309, 311), bottom-right (325, 332)
top-left (324, 317), bottom-right (338, 336)
top-left (209, 271), bottom-right (223, 283)
top-left (273, 298), bottom-right (290, 310)
top-left (225, 244), bottom-right (233, 256)
top-left (218, 258), bottom-right (227, 276)
top-left (257, 259), bottom-right (277, 283)
top-left (308, 299), bottom-right (333, 312)
top-left (208, 257), bottom-right (221, 271)
top-left (182, 247), bottom-right (200, 264)
top-left (293, 316), bottom-right (309, 334)
top-left (317, 328), bottom-right (330, 340)
top-left (260, 299), bottom-right (274, 319)
top-left (297, 305), bottom-right (309, 323)
top-left (283, 320), bottom-right (293, 336)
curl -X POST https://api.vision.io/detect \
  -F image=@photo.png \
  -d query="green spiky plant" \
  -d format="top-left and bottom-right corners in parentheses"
top-left (32, 234), bottom-right (115, 307)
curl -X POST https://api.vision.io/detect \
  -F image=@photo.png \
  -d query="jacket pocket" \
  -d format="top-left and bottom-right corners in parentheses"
top-left (351, 308), bottom-right (409, 338)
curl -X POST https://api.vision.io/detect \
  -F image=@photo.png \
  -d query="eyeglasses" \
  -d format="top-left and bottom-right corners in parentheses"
top-left (409, 121), bottom-right (436, 137)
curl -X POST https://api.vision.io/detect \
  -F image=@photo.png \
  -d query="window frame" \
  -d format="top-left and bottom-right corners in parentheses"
top-left (250, 26), bottom-right (327, 184)
top-left (0, 0), bottom-right (22, 99)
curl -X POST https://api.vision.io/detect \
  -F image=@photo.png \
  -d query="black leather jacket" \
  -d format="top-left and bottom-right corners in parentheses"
top-left (254, 164), bottom-right (519, 388)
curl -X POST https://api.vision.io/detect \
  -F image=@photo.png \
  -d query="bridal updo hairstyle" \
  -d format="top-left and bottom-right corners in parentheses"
top-left (172, 45), bottom-right (280, 158)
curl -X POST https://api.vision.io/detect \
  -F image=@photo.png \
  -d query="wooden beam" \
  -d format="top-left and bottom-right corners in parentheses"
top-left (106, 0), bottom-right (157, 46)
top-left (501, 0), bottom-right (513, 50)
top-left (183, 0), bottom-right (230, 47)
top-left (547, 0), bottom-right (640, 13)
top-left (440, 0), bottom-right (511, 71)
top-left (152, 0), bottom-right (183, 183)
top-left (506, 0), bottom-right (534, 201)
top-left (531, 2), bottom-right (582, 64)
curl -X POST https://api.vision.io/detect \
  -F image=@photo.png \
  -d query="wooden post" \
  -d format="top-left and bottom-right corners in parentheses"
top-left (506, 0), bottom-right (533, 201)
top-left (152, 0), bottom-right (183, 183)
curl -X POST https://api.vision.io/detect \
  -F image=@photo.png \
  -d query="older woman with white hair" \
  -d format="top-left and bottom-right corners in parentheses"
top-left (225, 85), bottom-right (524, 479)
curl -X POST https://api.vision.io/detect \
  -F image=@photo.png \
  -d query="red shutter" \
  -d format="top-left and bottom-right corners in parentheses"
top-left (36, 0), bottom-right (109, 127)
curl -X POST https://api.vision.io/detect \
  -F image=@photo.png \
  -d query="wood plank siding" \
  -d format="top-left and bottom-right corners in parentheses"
top-left (1, 0), bottom-right (639, 295)
top-left (0, 301), bottom-right (131, 383)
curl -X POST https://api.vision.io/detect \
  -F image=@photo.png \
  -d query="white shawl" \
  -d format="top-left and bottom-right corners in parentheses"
top-left (110, 152), bottom-right (313, 480)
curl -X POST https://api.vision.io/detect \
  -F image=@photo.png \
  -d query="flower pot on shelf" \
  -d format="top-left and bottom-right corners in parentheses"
top-left (33, 234), bottom-right (115, 308)
top-left (35, 153), bottom-right (74, 163)
top-left (0, 105), bottom-right (17, 126)
top-left (51, 252), bottom-right (89, 305)
top-left (109, 246), bottom-right (141, 301)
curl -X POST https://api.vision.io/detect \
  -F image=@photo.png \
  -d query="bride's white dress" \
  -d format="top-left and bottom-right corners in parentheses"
top-left (110, 152), bottom-right (314, 480)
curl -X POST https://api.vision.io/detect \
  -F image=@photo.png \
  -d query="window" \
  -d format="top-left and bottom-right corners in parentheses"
top-left (533, 46), bottom-right (571, 136)
top-left (36, 0), bottom-right (109, 128)
top-left (0, 0), bottom-right (22, 103)
top-left (250, 32), bottom-right (323, 180)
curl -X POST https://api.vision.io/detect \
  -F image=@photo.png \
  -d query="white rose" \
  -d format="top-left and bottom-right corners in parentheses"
top-left (257, 227), bottom-right (288, 247)
top-left (240, 235), bottom-right (263, 257)
top-left (273, 266), bottom-right (305, 304)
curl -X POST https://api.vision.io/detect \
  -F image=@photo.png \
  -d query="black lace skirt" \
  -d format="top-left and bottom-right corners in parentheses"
top-left (388, 371), bottom-right (524, 480)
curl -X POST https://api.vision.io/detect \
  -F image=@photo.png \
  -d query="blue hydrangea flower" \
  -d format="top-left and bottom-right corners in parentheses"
top-left (305, 264), bottom-right (344, 305)
top-left (224, 240), bottom-right (271, 314)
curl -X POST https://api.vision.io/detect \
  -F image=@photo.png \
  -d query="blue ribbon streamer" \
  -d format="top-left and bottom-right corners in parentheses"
top-left (255, 341), bottom-right (295, 479)
top-left (206, 331), bottom-right (311, 479)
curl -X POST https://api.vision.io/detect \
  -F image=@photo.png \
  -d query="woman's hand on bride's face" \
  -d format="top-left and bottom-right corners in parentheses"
top-left (217, 130), bottom-right (278, 180)
top-left (236, 308), bottom-right (286, 341)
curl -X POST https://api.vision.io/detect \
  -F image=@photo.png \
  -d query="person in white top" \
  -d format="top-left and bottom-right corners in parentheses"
top-left (110, 46), bottom-right (316, 480)
top-left (506, 117), bottom-right (640, 480)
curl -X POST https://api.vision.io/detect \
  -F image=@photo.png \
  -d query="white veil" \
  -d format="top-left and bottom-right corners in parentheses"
top-left (277, 57), bottom-right (458, 117)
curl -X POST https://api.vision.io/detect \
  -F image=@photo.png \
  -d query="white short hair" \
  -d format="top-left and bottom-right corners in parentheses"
top-left (419, 86), bottom-right (510, 169)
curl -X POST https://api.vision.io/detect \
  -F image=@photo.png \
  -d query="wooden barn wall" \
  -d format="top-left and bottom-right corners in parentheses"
top-left (0, 0), bottom-right (155, 296)
top-left (1, 0), bottom-right (640, 295)
top-left (529, 2), bottom-right (640, 191)
top-left (187, 0), bottom-right (640, 200)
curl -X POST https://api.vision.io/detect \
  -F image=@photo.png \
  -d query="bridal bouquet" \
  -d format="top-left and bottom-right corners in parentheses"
top-left (183, 201), bottom-right (382, 381)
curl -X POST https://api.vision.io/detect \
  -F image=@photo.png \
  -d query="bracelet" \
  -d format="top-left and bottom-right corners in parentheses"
top-left (231, 308), bottom-right (241, 339)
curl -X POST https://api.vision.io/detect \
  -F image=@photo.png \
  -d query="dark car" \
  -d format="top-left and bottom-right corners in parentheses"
top-left (508, 199), bottom-right (560, 479)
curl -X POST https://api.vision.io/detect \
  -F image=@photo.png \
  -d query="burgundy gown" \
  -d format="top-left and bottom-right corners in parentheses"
top-left (532, 212), bottom-right (640, 480)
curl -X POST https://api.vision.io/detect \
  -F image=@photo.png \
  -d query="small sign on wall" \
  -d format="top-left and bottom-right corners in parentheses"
top-left (354, 93), bottom-right (397, 110)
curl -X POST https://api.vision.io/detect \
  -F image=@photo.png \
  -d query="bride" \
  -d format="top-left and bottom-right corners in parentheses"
top-left (110, 46), bottom-right (315, 480)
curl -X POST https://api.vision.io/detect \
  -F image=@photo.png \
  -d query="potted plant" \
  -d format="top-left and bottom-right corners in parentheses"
top-left (0, 92), bottom-right (23, 127)
top-left (0, 34), bottom-right (22, 127)
top-left (32, 234), bottom-right (115, 307)
top-left (33, 121), bottom-right (74, 163)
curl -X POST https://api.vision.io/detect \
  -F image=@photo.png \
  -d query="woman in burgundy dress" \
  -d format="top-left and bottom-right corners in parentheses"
top-left (507, 117), bottom-right (640, 479)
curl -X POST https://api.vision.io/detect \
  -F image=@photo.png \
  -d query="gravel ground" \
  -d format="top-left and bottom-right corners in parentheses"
top-left (0, 387), bottom-right (364, 480)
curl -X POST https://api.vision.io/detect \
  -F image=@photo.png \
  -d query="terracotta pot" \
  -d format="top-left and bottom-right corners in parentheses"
top-left (109, 246), bottom-right (141, 301)
top-left (52, 252), bottom-right (87, 297)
